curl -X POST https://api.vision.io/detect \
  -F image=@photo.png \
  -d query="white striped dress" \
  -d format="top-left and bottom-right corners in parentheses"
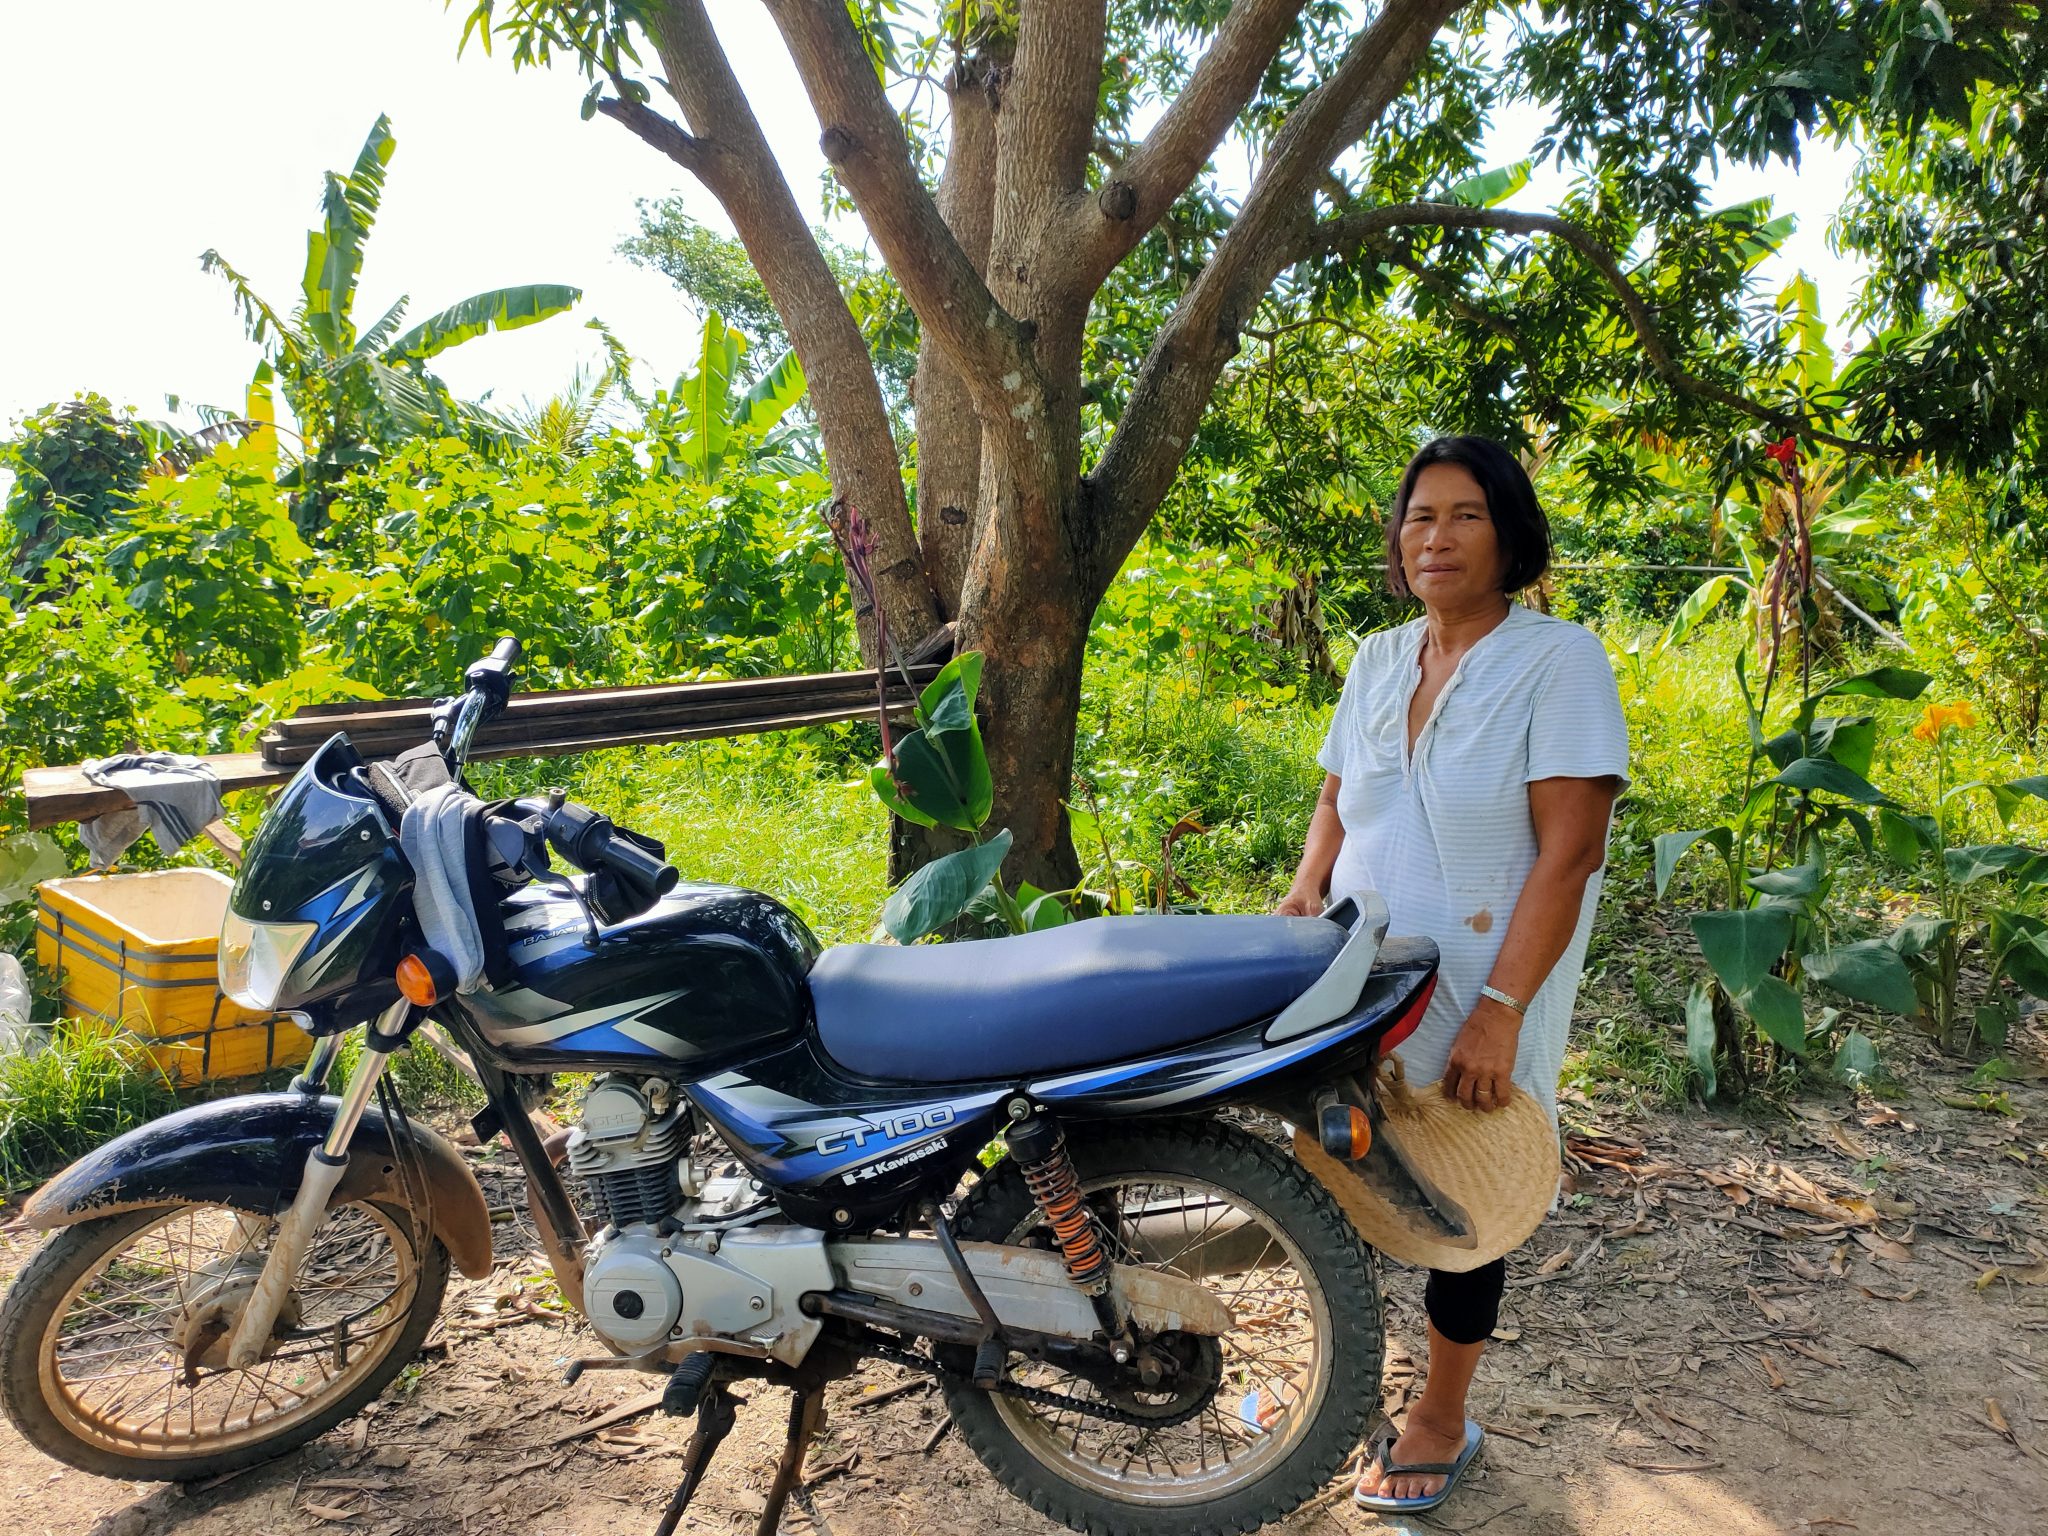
top-left (1318, 605), bottom-right (1630, 1123)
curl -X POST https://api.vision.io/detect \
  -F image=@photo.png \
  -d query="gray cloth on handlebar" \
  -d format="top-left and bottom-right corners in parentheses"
top-left (399, 783), bottom-right (489, 993)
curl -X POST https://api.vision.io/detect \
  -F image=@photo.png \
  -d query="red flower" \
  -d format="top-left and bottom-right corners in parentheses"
top-left (1764, 436), bottom-right (1799, 466)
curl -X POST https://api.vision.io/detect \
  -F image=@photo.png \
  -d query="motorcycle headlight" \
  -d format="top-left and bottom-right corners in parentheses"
top-left (219, 911), bottom-right (317, 1011)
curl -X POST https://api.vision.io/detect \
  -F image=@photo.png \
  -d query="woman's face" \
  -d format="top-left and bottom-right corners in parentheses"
top-left (1397, 462), bottom-right (1507, 608)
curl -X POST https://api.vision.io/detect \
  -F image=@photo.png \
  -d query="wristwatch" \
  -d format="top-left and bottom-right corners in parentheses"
top-left (1479, 984), bottom-right (1529, 1016)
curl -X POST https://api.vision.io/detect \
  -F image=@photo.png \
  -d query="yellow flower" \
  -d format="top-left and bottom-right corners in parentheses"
top-left (1913, 700), bottom-right (1978, 742)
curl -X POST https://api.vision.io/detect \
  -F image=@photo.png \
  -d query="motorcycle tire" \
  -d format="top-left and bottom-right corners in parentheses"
top-left (943, 1117), bottom-right (1384, 1536)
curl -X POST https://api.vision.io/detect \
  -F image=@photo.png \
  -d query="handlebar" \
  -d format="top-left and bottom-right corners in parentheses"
top-left (542, 799), bottom-right (679, 900)
top-left (436, 635), bottom-right (521, 768)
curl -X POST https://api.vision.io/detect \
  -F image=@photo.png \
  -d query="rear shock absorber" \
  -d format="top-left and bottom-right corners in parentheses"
top-left (1003, 1099), bottom-right (1133, 1352)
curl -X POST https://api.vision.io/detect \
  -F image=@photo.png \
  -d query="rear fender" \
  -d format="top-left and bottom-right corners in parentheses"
top-left (19, 1092), bottom-right (494, 1280)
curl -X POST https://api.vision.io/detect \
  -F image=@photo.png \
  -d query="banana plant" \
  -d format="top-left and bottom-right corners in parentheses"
top-left (643, 312), bottom-right (814, 483)
top-left (200, 114), bottom-right (580, 530)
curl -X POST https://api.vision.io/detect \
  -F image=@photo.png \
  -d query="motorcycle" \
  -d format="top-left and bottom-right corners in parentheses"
top-left (0, 638), bottom-right (1442, 1536)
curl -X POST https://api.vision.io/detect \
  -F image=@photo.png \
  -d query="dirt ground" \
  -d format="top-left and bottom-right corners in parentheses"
top-left (4, 1023), bottom-right (2046, 1536)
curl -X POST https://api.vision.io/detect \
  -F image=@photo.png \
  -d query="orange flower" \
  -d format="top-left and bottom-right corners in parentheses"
top-left (1912, 700), bottom-right (1978, 742)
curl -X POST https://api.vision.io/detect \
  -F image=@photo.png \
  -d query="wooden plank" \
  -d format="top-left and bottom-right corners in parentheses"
top-left (23, 754), bottom-right (290, 831)
top-left (264, 699), bottom-right (916, 769)
top-left (262, 674), bottom-right (923, 751)
top-left (275, 662), bottom-right (943, 735)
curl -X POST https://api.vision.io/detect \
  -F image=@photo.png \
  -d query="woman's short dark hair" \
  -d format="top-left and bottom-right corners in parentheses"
top-left (1384, 435), bottom-right (1551, 598)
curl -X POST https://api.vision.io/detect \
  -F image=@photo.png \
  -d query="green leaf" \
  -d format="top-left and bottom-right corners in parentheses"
top-left (1989, 911), bottom-right (2048, 999)
top-left (869, 758), bottom-right (938, 829)
top-left (1832, 1029), bottom-right (1880, 1083)
top-left (1653, 827), bottom-right (1732, 898)
top-left (1447, 160), bottom-right (1532, 208)
top-left (879, 728), bottom-right (987, 832)
top-left (0, 830), bottom-right (66, 904)
top-left (385, 283), bottom-right (583, 364)
top-left (1810, 715), bottom-right (1876, 778)
top-left (1738, 974), bottom-right (1807, 1053)
top-left (1877, 808), bottom-right (1936, 867)
top-left (1974, 1001), bottom-right (2014, 1053)
top-left (1022, 892), bottom-right (1072, 931)
top-left (1946, 844), bottom-right (2046, 886)
top-left (1691, 907), bottom-right (1793, 997)
top-left (1761, 727), bottom-right (1804, 771)
top-left (1887, 914), bottom-right (1956, 958)
top-left (1685, 982), bottom-right (1719, 1101)
top-left (1659, 574), bottom-right (1734, 651)
top-left (1771, 757), bottom-right (1895, 806)
top-left (1806, 939), bottom-right (1921, 1015)
top-left (1815, 806), bottom-right (1874, 859)
top-left (919, 651), bottom-right (983, 734)
top-left (1990, 775), bottom-right (2048, 828)
top-left (1821, 665), bottom-right (1931, 702)
top-left (1748, 862), bottom-right (1821, 898)
top-left (731, 348), bottom-right (807, 436)
top-left (882, 831), bottom-right (1012, 943)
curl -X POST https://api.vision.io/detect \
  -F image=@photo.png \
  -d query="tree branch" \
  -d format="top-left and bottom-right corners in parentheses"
top-left (1087, 0), bottom-right (1465, 590)
top-left (593, 94), bottom-right (720, 188)
top-left (1003, 0), bottom-right (1108, 213)
top-left (1312, 203), bottom-right (1922, 457)
top-left (627, 0), bottom-right (941, 649)
top-left (1082, 0), bottom-right (1305, 284)
top-left (761, 0), bottom-right (1034, 403)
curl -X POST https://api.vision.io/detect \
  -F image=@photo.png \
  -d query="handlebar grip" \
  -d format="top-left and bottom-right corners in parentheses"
top-left (598, 830), bottom-right (678, 898)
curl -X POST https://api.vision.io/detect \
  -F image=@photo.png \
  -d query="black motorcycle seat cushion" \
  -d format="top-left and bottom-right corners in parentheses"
top-left (809, 914), bottom-right (1347, 1083)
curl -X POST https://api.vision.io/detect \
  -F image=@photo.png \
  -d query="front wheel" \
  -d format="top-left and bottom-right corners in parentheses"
top-left (945, 1118), bottom-right (1383, 1536)
top-left (1, 1198), bottom-right (448, 1482)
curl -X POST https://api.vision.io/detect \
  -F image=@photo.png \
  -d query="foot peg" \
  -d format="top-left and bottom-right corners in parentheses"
top-left (971, 1337), bottom-right (1005, 1389)
top-left (662, 1353), bottom-right (717, 1417)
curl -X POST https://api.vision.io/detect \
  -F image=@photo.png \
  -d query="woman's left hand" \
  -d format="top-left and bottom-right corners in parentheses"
top-left (1441, 1000), bottom-right (1522, 1111)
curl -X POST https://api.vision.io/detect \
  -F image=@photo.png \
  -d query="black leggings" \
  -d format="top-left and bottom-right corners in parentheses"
top-left (1423, 1258), bottom-right (1506, 1346)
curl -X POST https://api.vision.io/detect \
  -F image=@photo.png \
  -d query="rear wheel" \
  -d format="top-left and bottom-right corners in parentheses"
top-left (944, 1119), bottom-right (1383, 1536)
top-left (1, 1199), bottom-right (447, 1482)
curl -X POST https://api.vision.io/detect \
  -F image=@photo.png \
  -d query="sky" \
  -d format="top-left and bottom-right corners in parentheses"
top-left (0, 2), bottom-right (1869, 439)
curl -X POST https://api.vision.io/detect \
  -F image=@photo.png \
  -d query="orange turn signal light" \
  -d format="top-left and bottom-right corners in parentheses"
top-left (396, 952), bottom-right (442, 1006)
top-left (1317, 1103), bottom-right (1372, 1161)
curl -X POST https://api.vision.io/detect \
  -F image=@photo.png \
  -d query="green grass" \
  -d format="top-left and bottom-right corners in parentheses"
top-left (0, 1025), bottom-right (178, 1192)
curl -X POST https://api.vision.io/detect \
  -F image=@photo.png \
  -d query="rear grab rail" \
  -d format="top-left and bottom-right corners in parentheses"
top-left (1263, 890), bottom-right (1390, 1044)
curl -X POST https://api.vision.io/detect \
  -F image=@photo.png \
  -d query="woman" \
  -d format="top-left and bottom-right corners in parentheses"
top-left (1274, 435), bottom-right (1627, 1513)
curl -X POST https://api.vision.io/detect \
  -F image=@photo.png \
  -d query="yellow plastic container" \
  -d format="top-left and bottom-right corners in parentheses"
top-left (34, 869), bottom-right (309, 1085)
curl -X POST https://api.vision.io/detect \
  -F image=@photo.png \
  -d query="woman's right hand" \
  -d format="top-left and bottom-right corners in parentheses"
top-left (1275, 886), bottom-right (1323, 918)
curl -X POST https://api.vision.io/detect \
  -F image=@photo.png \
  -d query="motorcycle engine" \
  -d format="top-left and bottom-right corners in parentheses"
top-left (569, 1075), bottom-right (826, 1360)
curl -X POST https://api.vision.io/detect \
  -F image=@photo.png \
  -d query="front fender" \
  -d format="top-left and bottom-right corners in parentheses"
top-left (20, 1092), bottom-right (494, 1280)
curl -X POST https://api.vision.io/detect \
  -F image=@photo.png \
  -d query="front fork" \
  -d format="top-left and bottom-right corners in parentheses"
top-left (223, 999), bottom-right (410, 1368)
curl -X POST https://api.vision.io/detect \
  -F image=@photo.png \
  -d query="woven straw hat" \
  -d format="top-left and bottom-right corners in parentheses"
top-left (1293, 1058), bottom-right (1559, 1273)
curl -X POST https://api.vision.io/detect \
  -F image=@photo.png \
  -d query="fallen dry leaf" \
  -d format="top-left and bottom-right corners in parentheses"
top-left (302, 1503), bottom-right (360, 1524)
top-left (2008, 1262), bottom-right (2048, 1286)
top-left (1986, 1398), bottom-right (2014, 1438)
top-left (1537, 1248), bottom-right (1573, 1275)
top-left (1761, 1353), bottom-right (1788, 1389)
top-left (1853, 1230), bottom-right (1915, 1265)
top-left (1747, 1287), bottom-right (1789, 1326)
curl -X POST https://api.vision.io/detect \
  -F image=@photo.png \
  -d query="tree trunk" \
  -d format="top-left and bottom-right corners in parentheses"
top-left (912, 53), bottom-right (1002, 619)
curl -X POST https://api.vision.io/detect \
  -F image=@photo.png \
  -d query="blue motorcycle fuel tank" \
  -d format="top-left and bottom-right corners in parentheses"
top-left (437, 882), bottom-right (821, 1073)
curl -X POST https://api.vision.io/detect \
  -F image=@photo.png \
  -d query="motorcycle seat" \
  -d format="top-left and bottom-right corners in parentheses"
top-left (808, 914), bottom-right (1351, 1083)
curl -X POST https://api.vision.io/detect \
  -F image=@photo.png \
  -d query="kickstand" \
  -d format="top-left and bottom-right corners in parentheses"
top-left (652, 1382), bottom-right (742, 1536)
top-left (753, 1383), bottom-right (828, 1536)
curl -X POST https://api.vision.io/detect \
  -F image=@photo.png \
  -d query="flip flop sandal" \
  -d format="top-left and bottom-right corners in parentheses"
top-left (1236, 1380), bottom-right (1304, 1434)
top-left (1353, 1418), bottom-right (1485, 1514)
